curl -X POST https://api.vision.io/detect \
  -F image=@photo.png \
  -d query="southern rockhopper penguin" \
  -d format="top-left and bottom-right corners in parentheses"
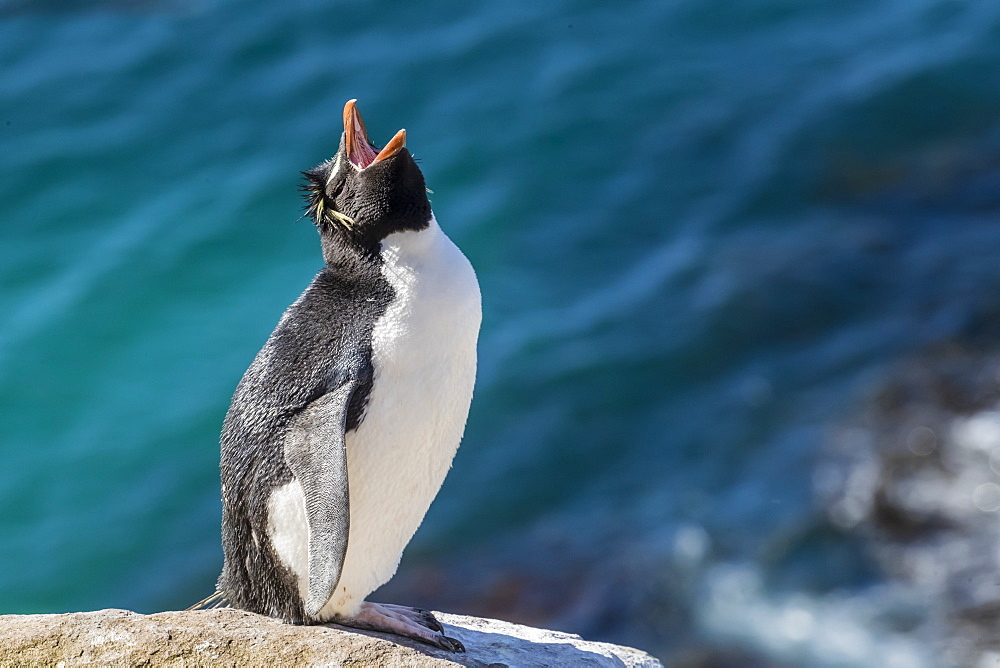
top-left (207, 100), bottom-right (480, 652)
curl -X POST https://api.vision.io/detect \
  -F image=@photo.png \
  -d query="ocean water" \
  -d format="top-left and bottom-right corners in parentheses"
top-left (4, 0), bottom-right (1000, 664)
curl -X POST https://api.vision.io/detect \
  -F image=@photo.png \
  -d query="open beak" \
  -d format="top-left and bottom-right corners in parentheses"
top-left (343, 99), bottom-right (407, 170)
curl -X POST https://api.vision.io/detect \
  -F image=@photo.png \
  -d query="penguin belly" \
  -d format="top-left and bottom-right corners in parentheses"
top-left (268, 216), bottom-right (481, 620)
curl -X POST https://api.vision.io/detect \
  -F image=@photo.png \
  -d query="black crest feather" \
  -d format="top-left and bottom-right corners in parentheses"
top-left (299, 165), bottom-right (330, 228)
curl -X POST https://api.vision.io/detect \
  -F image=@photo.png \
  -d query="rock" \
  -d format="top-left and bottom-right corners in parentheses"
top-left (0, 607), bottom-right (663, 667)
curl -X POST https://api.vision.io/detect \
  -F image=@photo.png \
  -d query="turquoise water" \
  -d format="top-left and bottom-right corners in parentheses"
top-left (4, 1), bottom-right (1000, 662)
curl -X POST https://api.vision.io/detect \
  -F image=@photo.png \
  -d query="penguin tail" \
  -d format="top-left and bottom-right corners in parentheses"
top-left (185, 590), bottom-right (231, 611)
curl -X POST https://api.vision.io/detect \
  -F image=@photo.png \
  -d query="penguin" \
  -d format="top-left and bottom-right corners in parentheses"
top-left (208, 99), bottom-right (480, 652)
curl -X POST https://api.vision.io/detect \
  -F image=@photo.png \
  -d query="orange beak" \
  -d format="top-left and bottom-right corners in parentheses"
top-left (343, 99), bottom-right (407, 169)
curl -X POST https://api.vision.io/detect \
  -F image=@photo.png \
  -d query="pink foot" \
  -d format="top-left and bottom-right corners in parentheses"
top-left (329, 602), bottom-right (464, 652)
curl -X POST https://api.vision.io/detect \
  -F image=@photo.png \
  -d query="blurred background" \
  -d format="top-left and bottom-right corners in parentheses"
top-left (4, 1), bottom-right (1000, 665)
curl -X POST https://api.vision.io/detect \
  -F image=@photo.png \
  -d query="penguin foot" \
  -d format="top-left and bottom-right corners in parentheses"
top-left (377, 603), bottom-right (444, 633)
top-left (331, 602), bottom-right (465, 652)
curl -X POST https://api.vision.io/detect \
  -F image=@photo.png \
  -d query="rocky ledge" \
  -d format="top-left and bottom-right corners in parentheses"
top-left (0, 607), bottom-right (662, 667)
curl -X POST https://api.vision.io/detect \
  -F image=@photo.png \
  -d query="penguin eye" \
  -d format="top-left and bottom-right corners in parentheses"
top-left (325, 178), bottom-right (344, 200)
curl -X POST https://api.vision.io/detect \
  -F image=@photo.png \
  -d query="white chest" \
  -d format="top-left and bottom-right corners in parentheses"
top-left (370, 216), bottom-right (482, 385)
top-left (318, 215), bottom-right (481, 616)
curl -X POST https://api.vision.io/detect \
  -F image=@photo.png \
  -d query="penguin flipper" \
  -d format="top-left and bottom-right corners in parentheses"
top-left (283, 381), bottom-right (354, 617)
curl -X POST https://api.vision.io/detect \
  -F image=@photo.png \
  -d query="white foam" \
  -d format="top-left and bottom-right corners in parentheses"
top-left (697, 563), bottom-right (931, 667)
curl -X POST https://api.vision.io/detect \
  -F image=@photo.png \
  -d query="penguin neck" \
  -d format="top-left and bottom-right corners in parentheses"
top-left (379, 214), bottom-right (440, 260)
top-left (318, 227), bottom-right (378, 268)
top-left (318, 214), bottom-right (438, 269)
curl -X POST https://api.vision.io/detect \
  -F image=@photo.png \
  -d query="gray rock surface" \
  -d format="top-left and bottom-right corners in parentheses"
top-left (0, 607), bottom-right (662, 667)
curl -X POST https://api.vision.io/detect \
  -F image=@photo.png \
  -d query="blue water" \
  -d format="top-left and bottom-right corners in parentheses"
top-left (4, 1), bottom-right (1000, 663)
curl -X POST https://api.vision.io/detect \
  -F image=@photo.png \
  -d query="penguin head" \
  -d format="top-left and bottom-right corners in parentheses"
top-left (302, 99), bottom-right (431, 258)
